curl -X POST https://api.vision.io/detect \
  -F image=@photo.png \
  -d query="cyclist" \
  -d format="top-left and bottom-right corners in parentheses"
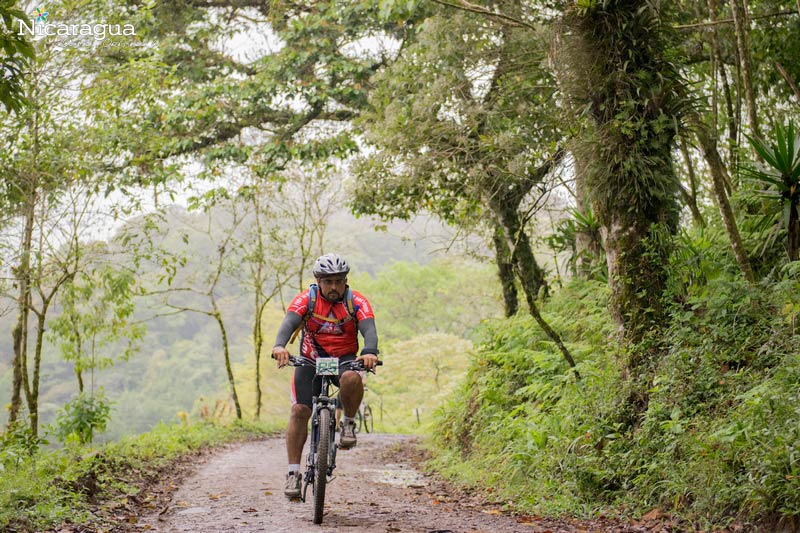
top-left (272, 253), bottom-right (379, 499)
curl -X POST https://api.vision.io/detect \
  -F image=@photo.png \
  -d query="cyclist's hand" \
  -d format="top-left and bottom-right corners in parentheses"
top-left (358, 353), bottom-right (378, 370)
top-left (272, 346), bottom-right (290, 368)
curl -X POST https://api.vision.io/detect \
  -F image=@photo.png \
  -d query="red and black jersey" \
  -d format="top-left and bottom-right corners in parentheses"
top-left (287, 289), bottom-right (375, 359)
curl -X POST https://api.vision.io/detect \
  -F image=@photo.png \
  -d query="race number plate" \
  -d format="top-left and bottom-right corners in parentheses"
top-left (316, 357), bottom-right (338, 376)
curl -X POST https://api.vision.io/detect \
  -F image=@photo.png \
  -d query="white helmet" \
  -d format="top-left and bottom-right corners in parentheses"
top-left (312, 253), bottom-right (350, 277)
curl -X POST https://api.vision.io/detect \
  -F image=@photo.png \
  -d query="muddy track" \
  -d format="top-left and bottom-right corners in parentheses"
top-left (131, 434), bottom-right (671, 533)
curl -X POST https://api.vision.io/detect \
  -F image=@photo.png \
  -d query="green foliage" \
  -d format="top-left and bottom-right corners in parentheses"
top-left (0, 0), bottom-right (34, 113)
top-left (49, 265), bottom-right (145, 394)
top-left (744, 122), bottom-right (800, 260)
top-left (55, 392), bottom-right (113, 445)
top-left (352, 7), bottom-right (562, 229)
top-left (0, 423), bottom-right (48, 469)
top-left (350, 259), bottom-right (503, 342)
top-left (367, 332), bottom-right (475, 434)
top-left (430, 272), bottom-right (800, 528)
top-left (546, 205), bottom-right (606, 281)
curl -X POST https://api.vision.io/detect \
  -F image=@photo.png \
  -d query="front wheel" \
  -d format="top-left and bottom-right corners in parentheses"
top-left (313, 408), bottom-right (330, 524)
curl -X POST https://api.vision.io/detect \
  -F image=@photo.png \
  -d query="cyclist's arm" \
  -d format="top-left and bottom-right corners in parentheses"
top-left (273, 311), bottom-right (303, 348)
top-left (272, 312), bottom-right (302, 367)
top-left (357, 318), bottom-right (378, 356)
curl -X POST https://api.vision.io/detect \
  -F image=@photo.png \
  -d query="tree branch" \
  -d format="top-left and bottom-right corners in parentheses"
top-left (674, 9), bottom-right (797, 30)
top-left (430, 0), bottom-right (537, 31)
top-left (776, 62), bottom-right (800, 104)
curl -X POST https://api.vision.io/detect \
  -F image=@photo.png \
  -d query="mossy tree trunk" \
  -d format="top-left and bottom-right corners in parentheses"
top-left (9, 183), bottom-right (35, 427)
top-left (694, 126), bottom-right (756, 281)
top-left (491, 222), bottom-right (519, 317)
top-left (559, 1), bottom-right (683, 367)
top-left (487, 178), bottom-right (578, 375)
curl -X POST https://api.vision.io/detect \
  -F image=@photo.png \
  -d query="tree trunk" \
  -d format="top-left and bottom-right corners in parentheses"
top-left (491, 198), bottom-right (577, 375)
top-left (491, 222), bottom-right (518, 317)
top-left (253, 290), bottom-right (265, 419)
top-left (561, 2), bottom-right (682, 355)
top-left (492, 198), bottom-right (546, 303)
top-left (71, 313), bottom-right (85, 393)
top-left (8, 181), bottom-right (36, 426)
top-left (678, 136), bottom-right (706, 228)
top-left (27, 311), bottom-right (47, 436)
top-left (574, 155), bottom-right (593, 278)
top-left (789, 203), bottom-right (800, 261)
top-left (250, 190), bottom-right (266, 419)
top-left (707, 0), bottom-right (739, 164)
top-left (776, 62), bottom-right (800, 104)
top-left (9, 320), bottom-right (24, 425)
top-left (730, 0), bottom-right (760, 139)
top-left (212, 304), bottom-right (242, 420)
top-left (601, 213), bottom-right (674, 352)
top-left (695, 126), bottom-right (756, 281)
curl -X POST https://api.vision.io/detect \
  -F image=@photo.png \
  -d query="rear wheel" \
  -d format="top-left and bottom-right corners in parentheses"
top-left (362, 404), bottom-right (374, 433)
top-left (313, 408), bottom-right (330, 524)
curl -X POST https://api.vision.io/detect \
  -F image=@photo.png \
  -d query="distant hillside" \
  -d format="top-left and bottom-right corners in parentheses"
top-left (0, 205), bottom-right (500, 440)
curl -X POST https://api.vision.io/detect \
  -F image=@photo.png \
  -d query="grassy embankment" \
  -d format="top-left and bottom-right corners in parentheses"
top-left (0, 420), bottom-right (277, 532)
top-left (429, 276), bottom-right (800, 530)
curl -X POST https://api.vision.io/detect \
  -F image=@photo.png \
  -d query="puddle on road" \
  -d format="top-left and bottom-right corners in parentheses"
top-left (362, 464), bottom-right (427, 488)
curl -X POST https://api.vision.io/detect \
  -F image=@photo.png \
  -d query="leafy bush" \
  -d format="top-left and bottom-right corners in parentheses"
top-left (55, 392), bottom-right (113, 445)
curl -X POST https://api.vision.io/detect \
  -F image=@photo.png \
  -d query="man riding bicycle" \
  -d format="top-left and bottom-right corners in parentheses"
top-left (272, 253), bottom-right (379, 499)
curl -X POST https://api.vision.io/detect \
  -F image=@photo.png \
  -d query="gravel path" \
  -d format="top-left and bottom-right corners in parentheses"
top-left (136, 434), bottom-right (670, 533)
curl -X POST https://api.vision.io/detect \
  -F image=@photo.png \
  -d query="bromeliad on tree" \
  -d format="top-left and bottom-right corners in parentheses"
top-left (746, 122), bottom-right (800, 261)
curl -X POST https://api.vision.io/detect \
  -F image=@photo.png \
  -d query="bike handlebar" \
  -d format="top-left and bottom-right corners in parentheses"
top-left (286, 354), bottom-right (382, 372)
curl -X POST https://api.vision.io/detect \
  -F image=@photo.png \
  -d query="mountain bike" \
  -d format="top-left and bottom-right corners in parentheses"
top-left (286, 355), bottom-right (381, 524)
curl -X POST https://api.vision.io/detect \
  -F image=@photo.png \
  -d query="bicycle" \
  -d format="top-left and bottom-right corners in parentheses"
top-left (355, 396), bottom-right (374, 434)
top-left (286, 354), bottom-right (382, 524)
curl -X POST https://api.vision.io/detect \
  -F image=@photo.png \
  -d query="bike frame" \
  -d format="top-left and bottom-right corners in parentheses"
top-left (302, 370), bottom-right (338, 502)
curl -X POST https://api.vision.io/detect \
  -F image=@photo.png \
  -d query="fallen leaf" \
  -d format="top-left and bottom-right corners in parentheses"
top-left (642, 507), bottom-right (662, 521)
top-left (263, 491), bottom-right (273, 496)
top-left (482, 509), bottom-right (502, 515)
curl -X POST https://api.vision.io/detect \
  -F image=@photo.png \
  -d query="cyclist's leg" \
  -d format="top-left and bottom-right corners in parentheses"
top-left (332, 355), bottom-right (360, 449)
top-left (336, 355), bottom-right (362, 418)
top-left (287, 365), bottom-right (317, 464)
top-left (285, 366), bottom-right (316, 498)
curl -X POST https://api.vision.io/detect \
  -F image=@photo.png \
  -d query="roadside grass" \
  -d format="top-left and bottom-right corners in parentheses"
top-left (0, 420), bottom-right (277, 532)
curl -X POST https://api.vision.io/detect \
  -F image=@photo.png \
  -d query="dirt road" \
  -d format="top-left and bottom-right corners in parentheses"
top-left (136, 434), bottom-right (665, 533)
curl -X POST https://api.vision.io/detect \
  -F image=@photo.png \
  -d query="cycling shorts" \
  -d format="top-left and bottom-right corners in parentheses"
top-left (290, 354), bottom-right (357, 408)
